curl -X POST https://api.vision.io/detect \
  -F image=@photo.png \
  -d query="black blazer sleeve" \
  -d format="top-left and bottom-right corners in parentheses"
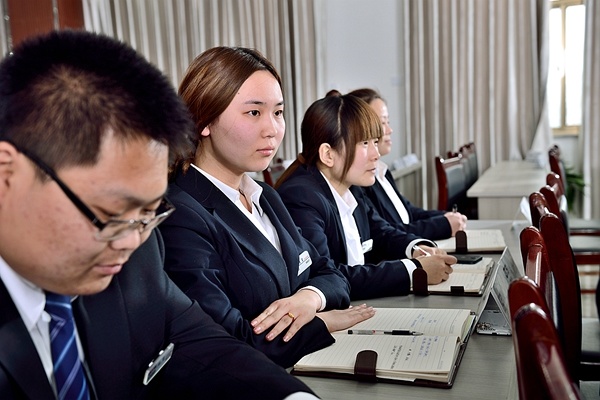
top-left (159, 184), bottom-right (343, 368)
top-left (76, 231), bottom-right (315, 399)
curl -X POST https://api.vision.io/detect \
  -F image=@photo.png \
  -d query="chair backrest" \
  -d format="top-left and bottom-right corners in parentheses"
top-left (538, 211), bottom-right (583, 380)
top-left (548, 145), bottom-right (567, 192)
top-left (528, 191), bottom-right (549, 230)
top-left (519, 226), bottom-right (554, 317)
top-left (434, 155), bottom-right (466, 212)
top-left (540, 179), bottom-right (571, 233)
top-left (459, 142), bottom-right (479, 188)
top-left (508, 281), bottom-right (581, 400)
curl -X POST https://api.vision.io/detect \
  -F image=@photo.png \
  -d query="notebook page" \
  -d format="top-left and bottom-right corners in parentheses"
top-left (337, 308), bottom-right (470, 336)
top-left (428, 272), bottom-right (486, 293)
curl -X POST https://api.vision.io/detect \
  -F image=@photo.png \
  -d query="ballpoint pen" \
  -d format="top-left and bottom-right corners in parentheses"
top-left (412, 245), bottom-right (431, 257)
top-left (348, 329), bottom-right (424, 336)
top-left (452, 203), bottom-right (458, 213)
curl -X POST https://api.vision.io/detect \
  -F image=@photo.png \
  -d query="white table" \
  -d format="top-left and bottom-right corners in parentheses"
top-left (467, 160), bottom-right (548, 220)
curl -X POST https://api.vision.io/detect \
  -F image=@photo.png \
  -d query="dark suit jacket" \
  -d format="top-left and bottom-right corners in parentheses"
top-left (362, 169), bottom-right (451, 240)
top-left (0, 231), bottom-right (314, 400)
top-left (159, 169), bottom-right (351, 368)
top-left (276, 164), bottom-right (433, 300)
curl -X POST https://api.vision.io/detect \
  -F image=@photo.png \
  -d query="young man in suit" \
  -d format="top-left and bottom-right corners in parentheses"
top-left (0, 30), bottom-right (317, 399)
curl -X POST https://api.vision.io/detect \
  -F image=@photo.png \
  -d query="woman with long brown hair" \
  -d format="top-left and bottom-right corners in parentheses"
top-left (158, 47), bottom-right (374, 368)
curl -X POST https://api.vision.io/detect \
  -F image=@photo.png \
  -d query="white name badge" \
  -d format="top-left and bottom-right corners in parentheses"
top-left (298, 250), bottom-right (312, 275)
top-left (143, 343), bottom-right (174, 385)
top-left (361, 239), bottom-right (373, 254)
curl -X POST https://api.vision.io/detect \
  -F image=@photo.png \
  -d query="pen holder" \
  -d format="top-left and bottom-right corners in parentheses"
top-left (455, 230), bottom-right (468, 254)
top-left (412, 267), bottom-right (429, 296)
top-left (353, 350), bottom-right (378, 382)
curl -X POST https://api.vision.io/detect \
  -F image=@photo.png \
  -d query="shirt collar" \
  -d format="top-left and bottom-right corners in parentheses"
top-left (376, 160), bottom-right (388, 181)
top-left (320, 171), bottom-right (358, 216)
top-left (0, 255), bottom-right (45, 331)
top-left (191, 164), bottom-right (265, 215)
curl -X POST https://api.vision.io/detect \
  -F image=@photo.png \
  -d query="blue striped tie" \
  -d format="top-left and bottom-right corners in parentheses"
top-left (45, 292), bottom-right (90, 400)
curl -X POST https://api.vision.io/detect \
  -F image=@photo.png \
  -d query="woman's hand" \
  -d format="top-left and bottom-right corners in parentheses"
top-left (251, 289), bottom-right (322, 342)
top-left (316, 304), bottom-right (376, 333)
top-left (418, 254), bottom-right (457, 284)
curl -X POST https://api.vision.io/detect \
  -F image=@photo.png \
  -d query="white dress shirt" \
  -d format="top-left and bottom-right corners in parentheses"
top-left (376, 160), bottom-right (411, 224)
top-left (320, 172), bottom-right (421, 282)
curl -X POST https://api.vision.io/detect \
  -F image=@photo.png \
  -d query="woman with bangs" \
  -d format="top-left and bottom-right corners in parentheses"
top-left (276, 91), bottom-right (456, 300)
top-left (348, 88), bottom-right (467, 240)
top-left (159, 48), bottom-right (375, 369)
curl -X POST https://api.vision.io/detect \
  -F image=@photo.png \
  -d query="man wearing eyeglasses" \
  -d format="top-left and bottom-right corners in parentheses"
top-left (0, 31), bottom-right (317, 399)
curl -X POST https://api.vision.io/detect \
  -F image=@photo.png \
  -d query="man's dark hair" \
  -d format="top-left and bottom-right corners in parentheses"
top-left (0, 29), bottom-right (194, 169)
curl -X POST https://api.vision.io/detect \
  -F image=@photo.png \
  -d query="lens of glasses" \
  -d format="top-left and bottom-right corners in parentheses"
top-left (94, 208), bottom-right (175, 241)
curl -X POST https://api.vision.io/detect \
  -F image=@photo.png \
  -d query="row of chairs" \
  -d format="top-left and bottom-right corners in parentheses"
top-left (434, 142), bottom-right (479, 219)
top-left (509, 163), bottom-right (600, 399)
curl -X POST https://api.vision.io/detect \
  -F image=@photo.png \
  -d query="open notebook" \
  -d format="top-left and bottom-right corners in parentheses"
top-left (292, 308), bottom-right (475, 388)
top-left (427, 257), bottom-right (494, 295)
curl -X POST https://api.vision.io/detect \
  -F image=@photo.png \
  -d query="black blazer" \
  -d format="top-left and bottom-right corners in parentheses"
top-left (276, 164), bottom-right (433, 300)
top-left (362, 169), bottom-right (451, 240)
top-left (0, 231), bottom-right (314, 400)
top-left (159, 168), bottom-right (351, 368)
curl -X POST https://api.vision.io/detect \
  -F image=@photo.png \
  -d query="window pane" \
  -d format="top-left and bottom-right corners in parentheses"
top-left (565, 5), bottom-right (584, 126)
top-left (548, 8), bottom-right (563, 129)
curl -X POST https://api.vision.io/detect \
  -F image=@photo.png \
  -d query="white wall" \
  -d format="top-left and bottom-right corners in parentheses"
top-left (319, 0), bottom-right (404, 164)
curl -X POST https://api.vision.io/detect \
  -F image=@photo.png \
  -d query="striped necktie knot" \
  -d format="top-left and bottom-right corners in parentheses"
top-left (45, 292), bottom-right (90, 400)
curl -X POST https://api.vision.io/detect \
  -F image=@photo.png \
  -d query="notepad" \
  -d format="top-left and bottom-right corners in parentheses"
top-left (435, 230), bottom-right (506, 253)
top-left (427, 257), bottom-right (494, 295)
top-left (292, 308), bottom-right (474, 387)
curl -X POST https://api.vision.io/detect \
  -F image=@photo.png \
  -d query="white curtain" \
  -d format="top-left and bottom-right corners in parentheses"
top-left (82, 0), bottom-right (319, 160)
top-left (397, 0), bottom-right (551, 209)
top-left (581, 0), bottom-right (600, 219)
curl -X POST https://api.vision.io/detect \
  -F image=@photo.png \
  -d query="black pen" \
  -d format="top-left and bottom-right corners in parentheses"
top-left (452, 203), bottom-right (458, 213)
top-left (347, 329), bottom-right (424, 336)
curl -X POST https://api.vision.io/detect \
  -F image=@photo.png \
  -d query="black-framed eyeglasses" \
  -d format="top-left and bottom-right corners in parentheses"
top-left (14, 143), bottom-right (175, 241)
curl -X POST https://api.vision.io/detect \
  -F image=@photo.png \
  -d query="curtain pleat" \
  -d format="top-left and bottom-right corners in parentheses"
top-left (398, 0), bottom-right (550, 209)
top-left (581, 0), bottom-right (600, 218)
top-left (81, 0), bottom-right (318, 161)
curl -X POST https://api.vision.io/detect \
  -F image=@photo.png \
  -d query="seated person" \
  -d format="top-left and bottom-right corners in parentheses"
top-left (159, 46), bottom-right (374, 369)
top-left (348, 88), bottom-right (467, 240)
top-left (275, 92), bottom-right (456, 300)
top-left (0, 30), bottom-right (318, 399)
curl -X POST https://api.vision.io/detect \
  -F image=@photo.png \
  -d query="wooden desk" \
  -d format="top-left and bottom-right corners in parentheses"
top-left (466, 160), bottom-right (547, 220)
top-left (296, 220), bottom-right (524, 399)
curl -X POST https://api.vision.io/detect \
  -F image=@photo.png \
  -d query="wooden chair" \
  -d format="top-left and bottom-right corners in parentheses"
top-left (519, 226), bottom-right (554, 315)
top-left (459, 142), bottom-right (479, 189)
top-left (546, 172), bottom-right (600, 236)
top-left (526, 206), bottom-right (600, 381)
top-left (530, 190), bottom-right (600, 267)
top-left (434, 154), bottom-right (474, 218)
top-left (548, 145), bottom-right (567, 191)
top-left (509, 279), bottom-right (582, 400)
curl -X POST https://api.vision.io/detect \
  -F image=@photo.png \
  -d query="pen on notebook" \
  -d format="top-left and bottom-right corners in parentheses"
top-left (412, 245), bottom-right (431, 257)
top-left (348, 329), bottom-right (424, 336)
top-left (452, 203), bottom-right (458, 213)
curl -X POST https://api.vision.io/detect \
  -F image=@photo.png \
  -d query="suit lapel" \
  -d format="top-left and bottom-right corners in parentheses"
top-left (0, 279), bottom-right (55, 399)
top-left (175, 169), bottom-right (292, 295)
top-left (74, 279), bottom-right (133, 399)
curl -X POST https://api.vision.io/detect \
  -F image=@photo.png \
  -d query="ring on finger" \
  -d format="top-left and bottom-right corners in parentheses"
top-left (287, 312), bottom-right (296, 321)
